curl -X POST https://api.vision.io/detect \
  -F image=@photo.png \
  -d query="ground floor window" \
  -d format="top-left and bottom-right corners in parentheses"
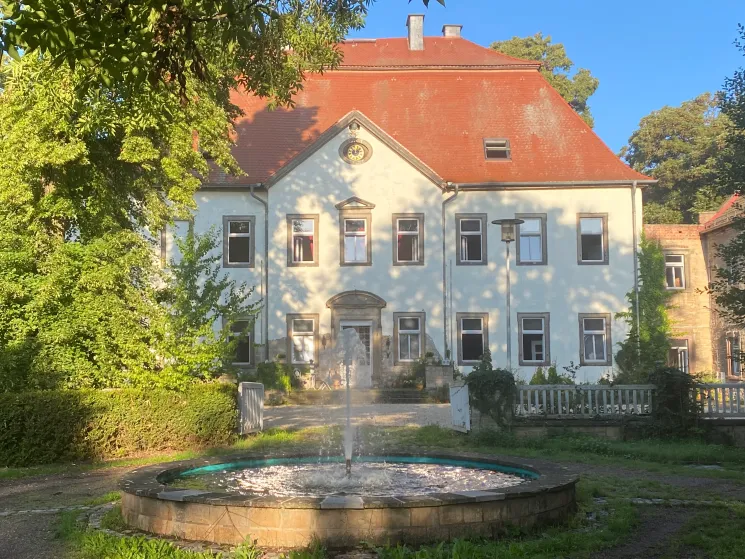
top-left (727, 333), bottom-right (742, 377)
top-left (394, 312), bottom-right (425, 363)
top-left (457, 312), bottom-right (488, 365)
top-left (518, 312), bottom-right (550, 366)
top-left (579, 313), bottom-right (611, 366)
top-left (286, 314), bottom-right (319, 366)
top-left (228, 320), bottom-right (252, 366)
top-left (668, 339), bottom-right (690, 374)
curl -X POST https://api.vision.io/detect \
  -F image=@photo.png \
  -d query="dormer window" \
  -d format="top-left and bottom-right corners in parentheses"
top-left (484, 139), bottom-right (511, 160)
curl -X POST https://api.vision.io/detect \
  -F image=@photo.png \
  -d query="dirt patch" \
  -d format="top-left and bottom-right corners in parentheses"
top-left (0, 513), bottom-right (66, 559)
top-left (591, 507), bottom-right (693, 559)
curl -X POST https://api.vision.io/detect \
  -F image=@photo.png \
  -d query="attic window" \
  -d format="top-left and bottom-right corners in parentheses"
top-left (484, 139), bottom-right (511, 160)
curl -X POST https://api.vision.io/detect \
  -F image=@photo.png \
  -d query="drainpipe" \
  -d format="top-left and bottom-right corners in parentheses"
top-left (250, 184), bottom-right (269, 362)
top-left (442, 183), bottom-right (459, 362)
top-left (631, 180), bottom-right (641, 352)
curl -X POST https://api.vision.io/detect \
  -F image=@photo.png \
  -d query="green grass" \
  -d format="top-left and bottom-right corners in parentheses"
top-left (82, 491), bottom-right (122, 506)
top-left (664, 502), bottom-right (745, 558)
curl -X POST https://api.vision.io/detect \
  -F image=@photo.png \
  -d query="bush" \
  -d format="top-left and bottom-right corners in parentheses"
top-left (528, 364), bottom-right (574, 385)
top-left (465, 351), bottom-right (516, 429)
top-left (0, 383), bottom-right (237, 467)
top-left (255, 361), bottom-right (294, 392)
top-left (648, 367), bottom-right (702, 437)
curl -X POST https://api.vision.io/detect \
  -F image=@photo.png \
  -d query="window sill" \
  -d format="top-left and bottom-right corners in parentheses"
top-left (456, 261), bottom-right (488, 266)
top-left (393, 261), bottom-right (425, 267)
top-left (577, 260), bottom-right (609, 266)
top-left (516, 261), bottom-right (547, 266)
top-left (288, 261), bottom-right (319, 268)
top-left (224, 262), bottom-right (254, 269)
top-left (341, 261), bottom-right (372, 267)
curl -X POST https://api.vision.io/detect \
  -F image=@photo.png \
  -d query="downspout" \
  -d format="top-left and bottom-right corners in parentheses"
top-left (631, 180), bottom-right (641, 352)
top-left (250, 184), bottom-right (269, 362)
top-left (442, 183), bottom-right (459, 362)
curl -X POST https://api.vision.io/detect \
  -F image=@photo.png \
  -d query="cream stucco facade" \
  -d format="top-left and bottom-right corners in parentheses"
top-left (168, 118), bottom-right (643, 384)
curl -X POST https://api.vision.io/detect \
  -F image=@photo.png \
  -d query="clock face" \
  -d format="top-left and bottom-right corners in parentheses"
top-left (340, 140), bottom-right (371, 164)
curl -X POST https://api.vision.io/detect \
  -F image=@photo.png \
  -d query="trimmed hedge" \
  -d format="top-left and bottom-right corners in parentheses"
top-left (0, 383), bottom-right (237, 467)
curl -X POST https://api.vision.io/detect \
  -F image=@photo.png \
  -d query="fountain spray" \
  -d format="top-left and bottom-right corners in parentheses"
top-left (345, 360), bottom-right (352, 477)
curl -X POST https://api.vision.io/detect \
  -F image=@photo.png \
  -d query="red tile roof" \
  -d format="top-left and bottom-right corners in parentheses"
top-left (701, 194), bottom-right (742, 232)
top-left (227, 38), bottom-right (650, 185)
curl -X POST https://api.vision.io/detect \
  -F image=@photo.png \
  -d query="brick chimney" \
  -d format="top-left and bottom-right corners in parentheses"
top-left (407, 14), bottom-right (424, 51)
top-left (442, 24), bottom-right (463, 38)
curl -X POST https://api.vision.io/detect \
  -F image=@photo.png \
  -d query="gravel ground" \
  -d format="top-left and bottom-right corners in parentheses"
top-left (264, 404), bottom-right (452, 430)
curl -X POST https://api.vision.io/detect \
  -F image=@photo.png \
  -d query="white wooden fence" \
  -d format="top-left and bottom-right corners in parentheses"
top-left (517, 383), bottom-right (745, 418)
top-left (516, 384), bottom-right (655, 417)
top-left (695, 383), bottom-right (745, 417)
top-left (238, 382), bottom-right (264, 434)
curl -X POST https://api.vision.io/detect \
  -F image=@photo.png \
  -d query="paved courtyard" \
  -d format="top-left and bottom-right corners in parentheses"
top-left (263, 403), bottom-right (452, 430)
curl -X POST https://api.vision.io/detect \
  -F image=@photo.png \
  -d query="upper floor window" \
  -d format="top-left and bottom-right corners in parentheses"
top-left (516, 214), bottom-right (547, 265)
top-left (394, 313), bottom-right (425, 363)
top-left (456, 214), bottom-right (487, 265)
top-left (665, 255), bottom-right (685, 289)
top-left (287, 314), bottom-right (318, 365)
top-left (287, 215), bottom-right (319, 267)
top-left (668, 339), bottom-right (690, 374)
top-left (223, 216), bottom-right (255, 268)
top-left (518, 313), bottom-right (550, 366)
top-left (344, 218), bottom-right (368, 263)
top-left (457, 312), bottom-right (488, 365)
top-left (393, 214), bottom-right (424, 265)
top-left (577, 214), bottom-right (608, 265)
top-left (579, 313), bottom-right (611, 366)
top-left (484, 138), bottom-right (511, 160)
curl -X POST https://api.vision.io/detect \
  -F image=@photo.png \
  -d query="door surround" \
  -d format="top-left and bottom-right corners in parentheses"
top-left (326, 291), bottom-right (386, 385)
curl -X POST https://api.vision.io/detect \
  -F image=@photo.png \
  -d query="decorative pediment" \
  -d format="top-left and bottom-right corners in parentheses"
top-left (335, 197), bottom-right (376, 210)
top-left (326, 290), bottom-right (387, 309)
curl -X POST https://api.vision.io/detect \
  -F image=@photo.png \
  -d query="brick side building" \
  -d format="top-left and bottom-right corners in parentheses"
top-left (644, 195), bottom-right (743, 379)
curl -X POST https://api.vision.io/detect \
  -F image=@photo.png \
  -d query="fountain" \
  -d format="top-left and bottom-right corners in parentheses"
top-left (119, 330), bottom-right (578, 548)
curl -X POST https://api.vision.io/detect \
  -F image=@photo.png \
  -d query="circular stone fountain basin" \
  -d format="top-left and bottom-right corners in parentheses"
top-left (119, 452), bottom-right (578, 549)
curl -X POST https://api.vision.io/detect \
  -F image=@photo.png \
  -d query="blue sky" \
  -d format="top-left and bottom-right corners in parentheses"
top-left (349, 0), bottom-right (744, 153)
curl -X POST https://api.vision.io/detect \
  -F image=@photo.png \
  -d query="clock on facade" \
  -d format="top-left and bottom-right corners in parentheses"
top-left (339, 139), bottom-right (372, 165)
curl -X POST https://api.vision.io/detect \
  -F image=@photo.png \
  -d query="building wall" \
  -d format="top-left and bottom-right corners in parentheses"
top-left (179, 125), bottom-right (641, 384)
top-left (644, 224), bottom-right (713, 374)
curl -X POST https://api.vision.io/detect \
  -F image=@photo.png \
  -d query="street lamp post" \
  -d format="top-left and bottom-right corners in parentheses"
top-left (491, 218), bottom-right (524, 371)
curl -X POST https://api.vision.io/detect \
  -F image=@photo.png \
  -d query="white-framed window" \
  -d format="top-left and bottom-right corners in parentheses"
top-left (578, 215), bottom-right (607, 264)
top-left (518, 217), bottom-right (544, 264)
top-left (396, 217), bottom-right (421, 263)
top-left (397, 316), bottom-right (422, 362)
top-left (519, 313), bottom-right (549, 365)
top-left (665, 255), bottom-right (685, 289)
top-left (668, 339), bottom-right (689, 374)
top-left (291, 318), bottom-right (315, 364)
top-left (291, 218), bottom-right (315, 264)
top-left (727, 333), bottom-right (742, 378)
top-left (344, 218), bottom-right (368, 263)
top-left (224, 217), bottom-right (253, 266)
top-left (228, 320), bottom-right (252, 366)
top-left (580, 314), bottom-right (611, 365)
top-left (458, 217), bottom-right (485, 263)
top-left (457, 313), bottom-right (488, 364)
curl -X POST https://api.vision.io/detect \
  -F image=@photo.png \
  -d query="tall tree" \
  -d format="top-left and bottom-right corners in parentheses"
top-left (709, 25), bottom-right (745, 331)
top-left (620, 93), bottom-right (729, 224)
top-left (491, 33), bottom-right (599, 127)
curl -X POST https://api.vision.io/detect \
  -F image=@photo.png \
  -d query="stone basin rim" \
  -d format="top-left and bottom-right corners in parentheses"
top-left (119, 451), bottom-right (579, 510)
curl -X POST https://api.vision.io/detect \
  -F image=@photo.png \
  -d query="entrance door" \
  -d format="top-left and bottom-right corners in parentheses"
top-left (340, 321), bottom-right (373, 388)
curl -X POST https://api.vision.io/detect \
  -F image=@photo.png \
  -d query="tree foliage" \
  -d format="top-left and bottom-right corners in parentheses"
top-left (0, 56), bottom-right (252, 391)
top-left (621, 93), bottom-right (729, 224)
top-left (490, 33), bottom-right (599, 127)
top-left (464, 350), bottom-right (516, 429)
top-left (0, 1), bottom-right (438, 105)
top-left (161, 226), bottom-right (259, 383)
top-left (709, 26), bottom-right (745, 330)
top-left (615, 235), bottom-right (673, 383)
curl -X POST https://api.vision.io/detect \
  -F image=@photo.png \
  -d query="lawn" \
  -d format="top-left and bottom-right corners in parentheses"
top-left (14, 425), bottom-right (745, 558)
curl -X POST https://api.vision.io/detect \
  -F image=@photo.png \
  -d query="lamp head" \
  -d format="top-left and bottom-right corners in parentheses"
top-left (491, 218), bottom-right (525, 243)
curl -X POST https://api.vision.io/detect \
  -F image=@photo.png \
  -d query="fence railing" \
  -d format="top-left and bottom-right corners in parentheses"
top-left (516, 384), bottom-right (656, 417)
top-left (695, 383), bottom-right (745, 417)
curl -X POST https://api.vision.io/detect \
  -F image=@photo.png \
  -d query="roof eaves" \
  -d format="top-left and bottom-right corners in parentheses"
top-left (452, 180), bottom-right (658, 190)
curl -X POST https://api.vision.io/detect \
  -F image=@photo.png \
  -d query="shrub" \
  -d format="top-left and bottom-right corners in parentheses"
top-left (255, 361), bottom-right (294, 392)
top-left (528, 364), bottom-right (574, 385)
top-left (0, 383), bottom-right (237, 467)
top-left (464, 350), bottom-right (516, 429)
top-left (648, 367), bottom-right (702, 437)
